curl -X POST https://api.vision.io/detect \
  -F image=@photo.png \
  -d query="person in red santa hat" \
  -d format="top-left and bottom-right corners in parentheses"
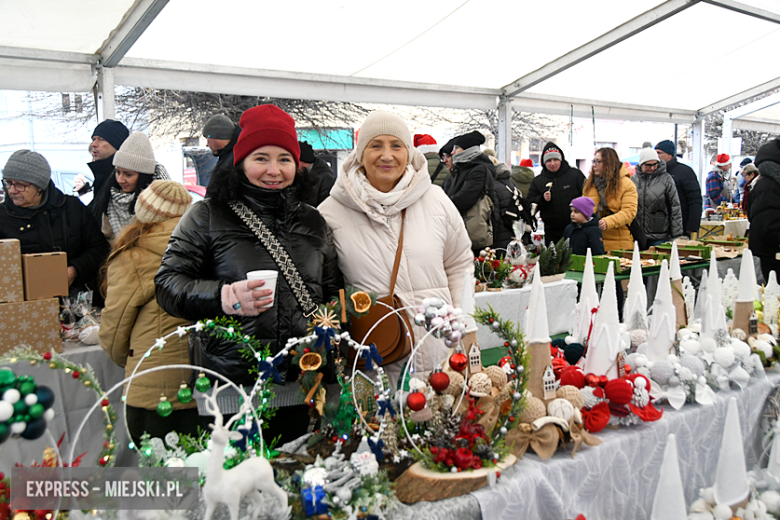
top-left (414, 133), bottom-right (449, 187)
top-left (705, 153), bottom-right (733, 209)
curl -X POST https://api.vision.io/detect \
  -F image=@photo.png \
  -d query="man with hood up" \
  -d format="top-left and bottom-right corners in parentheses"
top-left (526, 142), bottom-right (585, 245)
top-left (747, 139), bottom-right (780, 282)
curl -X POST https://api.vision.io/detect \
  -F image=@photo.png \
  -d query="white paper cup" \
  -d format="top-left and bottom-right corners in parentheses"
top-left (246, 270), bottom-right (278, 307)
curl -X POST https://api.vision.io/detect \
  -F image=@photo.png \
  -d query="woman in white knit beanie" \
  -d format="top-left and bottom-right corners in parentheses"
top-left (318, 110), bottom-right (477, 389)
top-left (90, 132), bottom-right (170, 239)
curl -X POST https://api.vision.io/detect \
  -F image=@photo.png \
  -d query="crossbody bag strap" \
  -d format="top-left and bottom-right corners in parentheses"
top-left (229, 200), bottom-right (318, 317)
top-left (388, 209), bottom-right (406, 297)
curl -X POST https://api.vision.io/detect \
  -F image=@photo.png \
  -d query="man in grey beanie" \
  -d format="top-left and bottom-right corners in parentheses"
top-left (202, 114), bottom-right (240, 188)
top-left (0, 150), bottom-right (109, 300)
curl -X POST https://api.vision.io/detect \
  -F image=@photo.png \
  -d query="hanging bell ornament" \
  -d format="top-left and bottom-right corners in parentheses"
top-left (195, 373), bottom-right (211, 392)
top-left (156, 396), bottom-right (173, 418)
top-left (429, 367), bottom-right (450, 393)
top-left (177, 384), bottom-right (193, 404)
top-left (449, 346), bottom-right (468, 372)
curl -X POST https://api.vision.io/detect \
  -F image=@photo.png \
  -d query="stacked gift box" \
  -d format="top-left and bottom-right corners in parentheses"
top-left (0, 239), bottom-right (66, 354)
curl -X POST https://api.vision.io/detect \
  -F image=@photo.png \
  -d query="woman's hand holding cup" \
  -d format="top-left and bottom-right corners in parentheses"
top-left (221, 279), bottom-right (274, 316)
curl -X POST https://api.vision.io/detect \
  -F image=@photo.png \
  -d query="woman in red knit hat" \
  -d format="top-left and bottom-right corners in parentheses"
top-left (155, 104), bottom-right (342, 443)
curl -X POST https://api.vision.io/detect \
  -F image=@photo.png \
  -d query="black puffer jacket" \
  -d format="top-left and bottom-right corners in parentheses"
top-left (749, 139), bottom-right (780, 260)
top-left (526, 143), bottom-right (585, 245)
top-left (0, 181), bottom-right (110, 293)
top-left (84, 156), bottom-right (115, 205)
top-left (665, 157), bottom-right (702, 235)
top-left (445, 153), bottom-right (499, 248)
top-left (301, 157), bottom-right (336, 207)
top-left (493, 162), bottom-right (521, 251)
top-left (563, 216), bottom-right (605, 256)
top-left (155, 182), bottom-right (342, 385)
top-left (632, 161), bottom-right (684, 242)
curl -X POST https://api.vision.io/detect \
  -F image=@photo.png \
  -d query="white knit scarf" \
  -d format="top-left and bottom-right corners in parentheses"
top-left (106, 187), bottom-right (135, 236)
top-left (346, 163), bottom-right (416, 217)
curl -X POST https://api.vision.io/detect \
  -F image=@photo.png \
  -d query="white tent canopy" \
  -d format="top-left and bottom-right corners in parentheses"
top-left (1, 0), bottom-right (780, 170)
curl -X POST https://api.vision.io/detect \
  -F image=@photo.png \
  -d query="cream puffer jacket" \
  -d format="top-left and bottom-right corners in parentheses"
top-left (319, 149), bottom-right (475, 377)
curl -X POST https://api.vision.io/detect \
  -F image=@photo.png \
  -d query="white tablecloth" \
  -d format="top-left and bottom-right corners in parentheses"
top-left (474, 280), bottom-right (579, 348)
top-left (473, 372), bottom-right (780, 520)
top-left (699, 218), bottom-right (750, 238)
top-left (0, 343), bottom-right (133, 470)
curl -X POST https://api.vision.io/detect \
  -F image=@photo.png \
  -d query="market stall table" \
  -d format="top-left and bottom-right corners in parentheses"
top-left (698, 218), bottom-right (749, 240)
top-left (474, 280), bottom-right (578, 348)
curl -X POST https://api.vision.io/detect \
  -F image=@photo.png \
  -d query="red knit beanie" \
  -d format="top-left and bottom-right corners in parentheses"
top-left (233, 105), bottom-right (300, 167)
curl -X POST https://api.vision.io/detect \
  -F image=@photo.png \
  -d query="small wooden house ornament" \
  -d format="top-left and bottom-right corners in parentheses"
top-left (468, 343), bottom-right (482, 376)
top-left (749, 311), bottom-right (759, 337)
top-left (542, 365), bottom-right (556, 400)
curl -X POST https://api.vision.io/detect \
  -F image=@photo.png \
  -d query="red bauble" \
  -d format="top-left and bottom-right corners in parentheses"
top-left (452, 447), bottom-right (474, 470)
top-left (585, 373), bottom-right (600, 387)
top-left (598, 375), bottom-right (609, 387)
top-left (624, 364), bottom-right (632, 374)
top-left (560, 367), bottom-right (586, 389)
top-left (101, 399), bottom-right (109, 407)
top-left (42, 352), bottom-right (52, 361)
top-left (72, 370), bottom-right (80, 379)
top-left (406, 391), bottom-right (427, 411)
top-left (604, 379), bottom-right (633, 405)
top-left (449, 352), bottom-right (468, 372)
top-left (429, 370), bottom-right (450, 393)
top-left (498, 356), bottom-right (513, 368)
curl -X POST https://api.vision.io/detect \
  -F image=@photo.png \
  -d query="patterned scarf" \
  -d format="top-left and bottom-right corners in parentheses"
top-left (106, 187), bottom-right (135, 236)
top-left (593, 175), bottom-right (609, 216)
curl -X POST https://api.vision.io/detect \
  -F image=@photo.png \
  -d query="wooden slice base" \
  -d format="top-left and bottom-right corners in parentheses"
top-left (394, 454), bottom-right (517, 504)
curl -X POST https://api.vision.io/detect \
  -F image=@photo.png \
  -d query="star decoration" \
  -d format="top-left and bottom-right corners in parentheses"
top-left (175, 327), bottom-right (187, 337)
top-left (311, 307), bottom-right (340, 329)
top-left (154, 338), bottom-right (166, 349)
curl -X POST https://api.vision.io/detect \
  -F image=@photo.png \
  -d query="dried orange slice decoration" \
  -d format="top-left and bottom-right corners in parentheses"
top-left (299, 352), bottom-right (322, 371)
top-left (350, 291), bottom-right (372, 313)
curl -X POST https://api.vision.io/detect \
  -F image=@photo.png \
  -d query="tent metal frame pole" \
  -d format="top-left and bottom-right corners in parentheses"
top-left (497, 97), bottom-right (512, 165)
top-left (98, 0), bottom-right (169, 68)
top-left (96, 67), bottom-right (116, 121)
top-left (692, 118), bottom-right (705, 187)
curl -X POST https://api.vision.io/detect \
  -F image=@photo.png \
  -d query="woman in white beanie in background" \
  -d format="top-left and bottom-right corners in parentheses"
top-left (318, 111), bottom-right (476, 389)
top-left (99, 180), bottom-right (196, 445)
top-left (91, 132), bottom-right (169, 240)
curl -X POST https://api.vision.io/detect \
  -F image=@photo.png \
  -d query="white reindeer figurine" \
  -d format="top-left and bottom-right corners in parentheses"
top-left (202, 382), bottom-right (289, 520)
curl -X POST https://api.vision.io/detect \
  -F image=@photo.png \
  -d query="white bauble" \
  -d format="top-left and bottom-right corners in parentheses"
top-left (712, 504), bottom-right (733, 520)
top-left (336, 487), bottom-right (353, 503)
top-left (700, 338), bottom-right (717, 353)
top-left (24, 394), bottom-right (37, 406)
top-left (546, 398), bottom-right (575, 423)
top-left (713, 347), bottom-right (736, 368)
top-left (43, 408), bottom-right (54, 421)
top-left (0, 401), bottom-right (12, 422)
top-left (759, 492), bottom-right (777, 514)
top-left (3, 389), bottom-right (20, 404)
top-left (730, 340), bottom-right (752, 359)
top-left (10, 422), bottom-right (25, 435)
top-left (164, 458), bottom-right (186, 467)
top-left (682, 339), bottom-right (702, 355)
top-left (701, 487), bottom-right (715, 504)
top-left (690, 498), bottom-right (710, 513)
top-left (678, 328), bottom-right (693, 340)
top-left (184, 452), bottom-right (210, 474)
top-left (754, 339), bottom-right (774, 359)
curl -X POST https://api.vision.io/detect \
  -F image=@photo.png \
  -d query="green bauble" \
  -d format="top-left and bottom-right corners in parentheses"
top-left (156, 399), bottom-right (173, 418)
top-left (195, 376), bottom-right (211, 393)
top-left (19, 381), bottom-right (36, 396)
top-left (176, 387), bottom-right (193, 404)
top-left (12, 400), bottom-right (26, 415)
top-left (0, 370), bottom-right (15, 387)
top-left (29, 403), bottom-right (44, 419)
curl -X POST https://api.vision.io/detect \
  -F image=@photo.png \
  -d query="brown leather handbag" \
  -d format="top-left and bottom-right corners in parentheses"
top-left (348, 210), bottom-right (414, 366)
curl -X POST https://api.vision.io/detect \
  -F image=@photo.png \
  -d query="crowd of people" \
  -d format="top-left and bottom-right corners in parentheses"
top-left (3, 103), bottom-right (780, 441)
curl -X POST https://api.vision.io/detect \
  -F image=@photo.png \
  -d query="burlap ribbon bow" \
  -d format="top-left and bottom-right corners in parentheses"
top-left (504, 423), bottom-right (560, 461)
top-left (476, 396), bottom-right (501, 433)
top-left (568, 418), bottom-right (602, 458)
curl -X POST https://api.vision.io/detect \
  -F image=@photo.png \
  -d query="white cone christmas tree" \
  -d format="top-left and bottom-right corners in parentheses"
top-left (713, 397), bottom-right (750, 508)
top-left (623, 242), bottom-right (648, 330)
top-left (582, 263), bottom-right (623, 379)
top-left (576, 248), bottom-right (600, 344)
top-left (525, 264), bottom-right (554, 402)
top-left (670, 242), bottom-right (688, 328)
top-left (734, 249), bottom-right (759, 333)
top-left (647, 260), bottom-right (676, 362)
top-left (460, 269), bottom-right (477, 332)
top-left (670, 241), bottom-right (683, 282)
top-left (701, 255), bottom-right (728, 342)
top-left (649, 434), bottom-right (687, 520)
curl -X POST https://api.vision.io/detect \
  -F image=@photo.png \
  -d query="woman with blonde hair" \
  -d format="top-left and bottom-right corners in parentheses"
top-left (100, 180), bottom-right (196, 444)
top-left (583, 147), bottom-right (638, 252)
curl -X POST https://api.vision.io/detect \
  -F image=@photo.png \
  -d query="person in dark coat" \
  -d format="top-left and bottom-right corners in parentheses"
top-left (740, 163), bottom-right (759, 216)
top-left (748, 139), bottom-right (780, 282)
top-left (155, 105), bottom-right (342, 444)
top-left (484, 150), bottom-right (534, 251)
top-left (74, 119), bottom-right (130, 203)
top-left (655, 140), bottom-right (702, 237)
top-left (0, 150), bottom-right (110, 298)
top-left (297, 141), bottom-right (336, 206)
top-left (203, 114), bottom-right (240, 190)
top-left (511, 159), bottom-right (535, 198)
top-left (439, 137), bottom-right (457, 194)
top-left (414, 134), bottom-right (449, 187)
top-left (563, 196), bottom-right (605, 255)
top-left (444, 131), bottom-right (499, 253)
top-left (632, 148), bottom-right (683, 246)
top-left (526, 142), bottom-right (585, 246)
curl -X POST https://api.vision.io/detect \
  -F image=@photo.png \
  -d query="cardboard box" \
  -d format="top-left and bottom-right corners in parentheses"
top-left (0, 298), bottom-right (62, 354)
top-left (22, 252), bottom-right (68, 301)
top-left (0, 239), bottom-right (24, 303)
